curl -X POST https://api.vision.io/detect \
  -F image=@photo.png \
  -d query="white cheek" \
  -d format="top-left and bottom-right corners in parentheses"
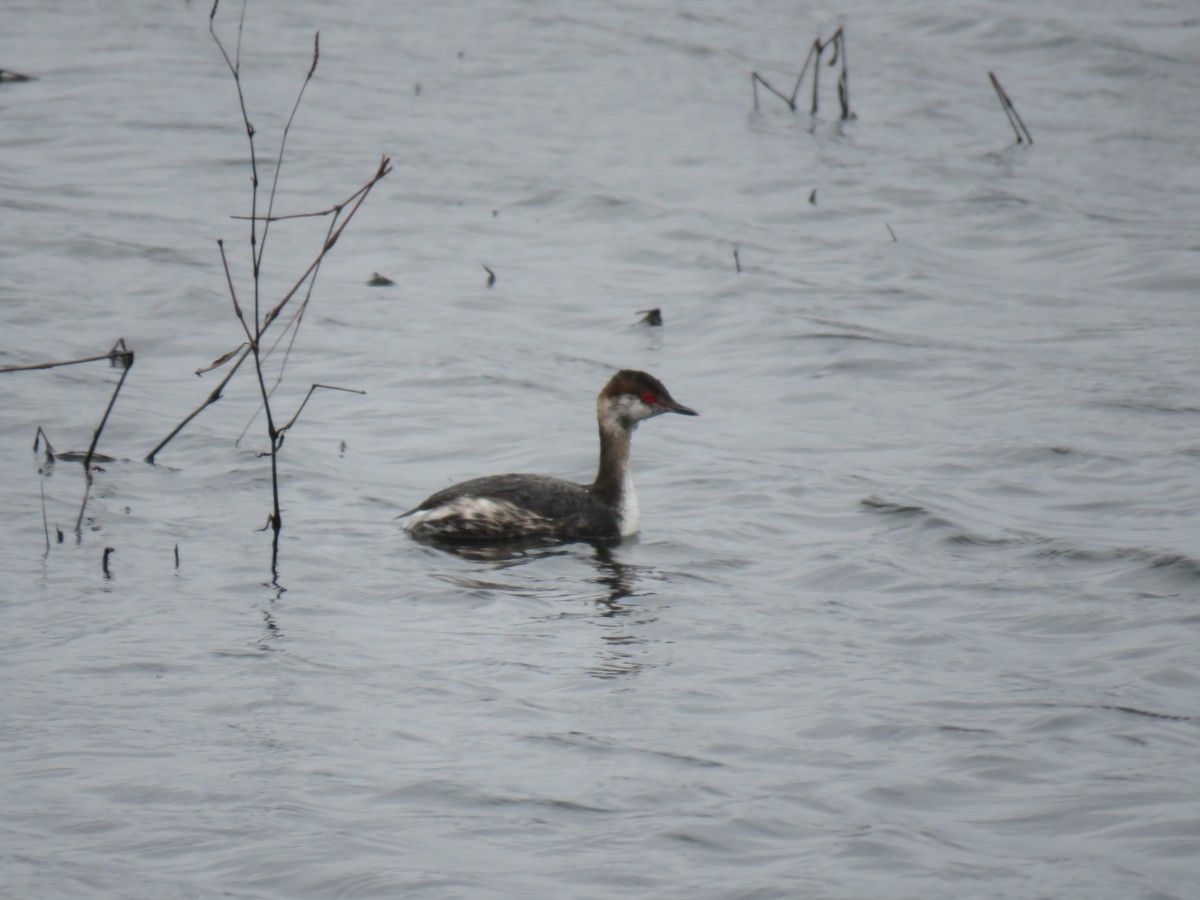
top-left (603, 395), bottom-right (656, 430)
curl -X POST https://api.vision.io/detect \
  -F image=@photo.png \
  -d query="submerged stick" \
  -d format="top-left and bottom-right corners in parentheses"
top-left (988, 71), bottom-right (1033, 144)
top-left (40, 481), bottom-right (51, 556)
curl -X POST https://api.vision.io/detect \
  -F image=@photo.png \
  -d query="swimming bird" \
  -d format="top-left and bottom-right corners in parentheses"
top-left (399, 370), bottom-right (697, 542)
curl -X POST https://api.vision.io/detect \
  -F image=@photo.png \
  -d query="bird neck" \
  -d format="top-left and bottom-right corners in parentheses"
top-left (591, 417), bottom-right (634, 508)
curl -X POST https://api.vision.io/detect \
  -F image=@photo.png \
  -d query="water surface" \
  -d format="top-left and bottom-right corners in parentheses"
top-left (2, 1), bottom-right (1198, 897)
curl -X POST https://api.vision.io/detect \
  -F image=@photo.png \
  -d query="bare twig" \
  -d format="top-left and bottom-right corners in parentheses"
top-left (276, 383), bottom-right (366, 438)
top-left (988, 71), bottom-right (1033, 144)
top-left (153, 1), bottom-right (391, 576)
top-left (146, 155), bottom-right (390, 461)
top-left (145, 345), bottom-right (252, 463)
top-left (218, 240), bottom-right (254, 344)
top-left (257, 31), bottom-right (320, 278)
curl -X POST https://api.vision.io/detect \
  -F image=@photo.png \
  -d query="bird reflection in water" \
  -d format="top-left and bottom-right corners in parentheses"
top-left (418, 538), bottom-right (656, 679)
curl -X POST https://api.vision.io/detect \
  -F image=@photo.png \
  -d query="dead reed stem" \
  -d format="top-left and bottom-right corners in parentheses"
top-left (752, 26), bottom-right (851, 119)
top-left (988, 71), bottom-right (1033, 144)
top-left (74, 340), bottom-right (135, 535)
top-left (4, 341), bottom-right (134, 541)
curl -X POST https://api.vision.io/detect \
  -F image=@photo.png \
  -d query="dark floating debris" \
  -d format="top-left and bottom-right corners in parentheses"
top-left (885, 223), bottom-right (898, 242)
top-left (174, 543), bottom-right (180, 570)
top-left (367, 272), bottom-right (395, 286)
top-left (0, 68), bottom-right (36, 83)
top-left (751, 26), bottom-right (852, 119)
top-left (733, 248), bottom-right (741, 273)
top-left (808, 189), bottom-right (817, 205)
top-left (988, 71), bottom-right (1033, 144)
top-left (636, 308), bottom-right (663, 326)
top-left (102, 546), bottom-right (115, 577)
top-left (483, 265), bottom-right (496, 287)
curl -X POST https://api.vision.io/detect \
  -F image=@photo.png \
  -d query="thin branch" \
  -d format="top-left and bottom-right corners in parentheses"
top-left (789, 39), bottom-right (821, 107)
top-left (218, 239), bottom-right (255, 345)
top-left (146, 155), bottom-right (389, 461)
top-left (145, 345), bottom-right (252, 462)
top-left (751, 72), bottom-right (794, 112)
top-left (988, 71), bottom-right (1033, 144)
top-left (234, 225), bottom-right (330, 445)
top-left (210, 0), bottom-right (262, 329)
top-left (257, 31), bottom-right (320, 275)
top-left (260, 155), bottom-right (392, 332)
top-left (276, 383), bottom-right (366, 437)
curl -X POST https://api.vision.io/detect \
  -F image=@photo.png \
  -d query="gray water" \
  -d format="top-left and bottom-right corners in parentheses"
top-left (3, 1), bottom-right (1199, 897)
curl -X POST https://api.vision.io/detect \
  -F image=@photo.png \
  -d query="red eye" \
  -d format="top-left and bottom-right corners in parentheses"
top-left (641, 390), bottom-right (657, 406)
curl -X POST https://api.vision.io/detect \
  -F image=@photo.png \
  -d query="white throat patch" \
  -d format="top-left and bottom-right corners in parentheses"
top-left (618, 468), bottom-right (640, 537)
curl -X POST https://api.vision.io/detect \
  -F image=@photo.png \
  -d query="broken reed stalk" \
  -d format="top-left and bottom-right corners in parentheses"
top-left (34, 426), bottom-right (56, 462)
top-left (3, 341), bottom-right (134, 541)
top-left (751, 26), bottom-right (851, 119)
top-left (988, 71), bottom-right (1033, 144)
top-left (75, 340), bottom-right (135, 535)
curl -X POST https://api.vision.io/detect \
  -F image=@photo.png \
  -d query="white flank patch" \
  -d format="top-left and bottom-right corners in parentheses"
top-left (402, 496), bottom-right (546, 534)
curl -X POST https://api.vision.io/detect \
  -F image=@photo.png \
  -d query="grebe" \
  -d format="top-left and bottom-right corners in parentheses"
top-left (399, 370), bottom-right (697, 542)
